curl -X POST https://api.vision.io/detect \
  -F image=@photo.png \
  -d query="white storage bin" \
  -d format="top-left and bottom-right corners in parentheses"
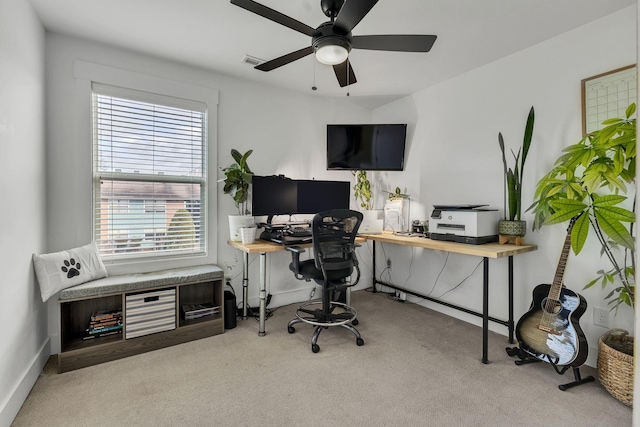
top-left (125, 288), bottom-right (176, 339)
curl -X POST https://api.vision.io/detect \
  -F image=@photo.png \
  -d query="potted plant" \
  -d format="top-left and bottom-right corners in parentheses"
top-left (528, 103), bottom-right (635, 406)
top-left (498, 106), bottom-right (535, 239)
top-left (387, 187), bottom-right (409, 200)
top-left (221, 149), bottom-right (254, 241)
top-left (352, 170), bottom-right (373, 210)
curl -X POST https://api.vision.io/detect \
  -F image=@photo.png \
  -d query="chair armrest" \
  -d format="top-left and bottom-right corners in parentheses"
top-left (286, 246), bottom-right (306, 254)
top-left (286, 245), bottom-right (306, 276)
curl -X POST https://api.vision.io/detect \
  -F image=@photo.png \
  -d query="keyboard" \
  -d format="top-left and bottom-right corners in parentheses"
top-left (259, 230), bottom-right (312, 245)
top-left (288, 227), bottom-right (311, 238)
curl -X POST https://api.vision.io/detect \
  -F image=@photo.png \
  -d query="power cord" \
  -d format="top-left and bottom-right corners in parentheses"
top-left (235, 293), bottom-right (276, 321)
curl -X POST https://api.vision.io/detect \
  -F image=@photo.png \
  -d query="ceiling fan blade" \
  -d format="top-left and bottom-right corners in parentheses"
top-left (255, 46), bottom-right (314, 71)
top-left (352, 35), bottom-right (437, 52)
top-left (333, 61), bottom-right (357, 87)
top-left (333, 0), bottom-right (378, 33)
top-left (230, 0), bottom-right (317, 37)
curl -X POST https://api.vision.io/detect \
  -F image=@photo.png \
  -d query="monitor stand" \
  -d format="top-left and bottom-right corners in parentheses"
top-left (258, 217), bottom-right (311, 244)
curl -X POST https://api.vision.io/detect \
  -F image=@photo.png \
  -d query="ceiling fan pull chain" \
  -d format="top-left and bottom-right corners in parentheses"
top-left (346, 57), bottom-right (350, 96)
top-left (312, 58), bottom-right (317, 91)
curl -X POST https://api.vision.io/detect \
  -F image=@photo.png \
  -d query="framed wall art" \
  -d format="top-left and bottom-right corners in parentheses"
top-left (581, 64), bottom-right (636, 135)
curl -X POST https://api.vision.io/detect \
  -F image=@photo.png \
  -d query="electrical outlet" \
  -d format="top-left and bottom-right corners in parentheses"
top-left (387, 258), bottom-right (392, 269)
top-left (593, 307), bottom-right (609, 328)
top-left (395, 290), bottom-right (406, 301)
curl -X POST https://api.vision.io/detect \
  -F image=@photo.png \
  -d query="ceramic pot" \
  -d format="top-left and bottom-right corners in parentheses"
top-left (240, 226), bottom-right (257, 244)
top-left (228, 215), bottom-right (254, 242)
top-left (498, 220), bottom-right (527, 237)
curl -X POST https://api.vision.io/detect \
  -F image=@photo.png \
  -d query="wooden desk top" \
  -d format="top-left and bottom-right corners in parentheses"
top-left (229, 233), bottom-right (536, 258)
top-left (364, 233), bottom-right (537, 258)
top-left (227, 239), bottom-right (304, 254)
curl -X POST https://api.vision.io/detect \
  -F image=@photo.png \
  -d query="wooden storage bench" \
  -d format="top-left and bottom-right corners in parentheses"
top-left (58, 265), bottom-right (224, 373)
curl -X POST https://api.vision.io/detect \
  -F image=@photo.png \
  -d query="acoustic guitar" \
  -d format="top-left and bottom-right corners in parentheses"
top-left (515, 217), bottom-right (589, 367)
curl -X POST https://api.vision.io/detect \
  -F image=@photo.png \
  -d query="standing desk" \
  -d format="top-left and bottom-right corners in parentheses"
top-left (366, 233), bottom-right (536, 363)
top-left (228, 234), bottom-right (536, 363)
top-left (228, 237), bottom-right (367, 336)
top-left (227, 239), bottom-right (292, 337)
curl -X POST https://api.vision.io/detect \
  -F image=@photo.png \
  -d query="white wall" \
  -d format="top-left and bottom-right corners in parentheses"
top-left (0, 0), bottom-right (48, 425)
top-left (370, 6), bottom-right (637, 367)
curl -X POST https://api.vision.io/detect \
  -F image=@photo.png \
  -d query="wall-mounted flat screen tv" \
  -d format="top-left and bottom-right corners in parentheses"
top-left (327, 124), bottom-right (407, 171)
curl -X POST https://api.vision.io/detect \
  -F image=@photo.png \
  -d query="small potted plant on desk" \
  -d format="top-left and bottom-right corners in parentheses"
top-left (353, 170), bottom-right (383, 221)
top-left (498, 106), bottom-right (535, 245)
top-left (221, 148), bottom-right (254, 242)
top-left (528, 104), bottom-right (636, 406)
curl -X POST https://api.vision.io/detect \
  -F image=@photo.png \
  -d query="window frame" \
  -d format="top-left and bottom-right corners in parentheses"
top-left (74, 60), bottom-right (219, 269)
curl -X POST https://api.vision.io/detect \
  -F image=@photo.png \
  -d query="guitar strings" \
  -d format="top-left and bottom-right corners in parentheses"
top-left (539, 234), bottom-right (571, 330)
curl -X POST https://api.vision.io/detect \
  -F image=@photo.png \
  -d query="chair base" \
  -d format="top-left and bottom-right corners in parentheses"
top-left (287, 300), bottom-right (364, 353)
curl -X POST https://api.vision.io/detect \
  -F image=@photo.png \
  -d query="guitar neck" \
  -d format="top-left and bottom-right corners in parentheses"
top-left (550, 232), bottom-right (572, 300)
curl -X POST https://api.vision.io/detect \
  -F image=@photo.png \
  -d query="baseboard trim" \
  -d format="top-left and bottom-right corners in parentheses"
top-left (0, 337), bottom-right (51, 427)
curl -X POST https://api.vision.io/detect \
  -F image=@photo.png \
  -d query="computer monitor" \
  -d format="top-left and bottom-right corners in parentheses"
top-left (297, 179), bottom-right (350, 214)
top-left (251, 176), bottom-right (350, 223)
top-left (251, 175), bottom-right (297, 219)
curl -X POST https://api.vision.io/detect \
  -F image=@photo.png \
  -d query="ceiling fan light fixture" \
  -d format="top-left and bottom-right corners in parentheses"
top-left (314, 38), bottom-right (350, 65)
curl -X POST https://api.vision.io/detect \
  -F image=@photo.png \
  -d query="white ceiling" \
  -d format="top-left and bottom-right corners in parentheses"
top-left (29, 0), bottom-right (636, 104)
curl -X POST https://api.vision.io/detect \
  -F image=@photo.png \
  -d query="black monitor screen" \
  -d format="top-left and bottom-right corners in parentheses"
top-left (251, 176), bottom-right (350, 219)
top-left (327, 123), bottom-right (407, 171)
top-left (297, 180), bottom-right (350, 214)
top-left (251, 175), bottom-right (297, 216)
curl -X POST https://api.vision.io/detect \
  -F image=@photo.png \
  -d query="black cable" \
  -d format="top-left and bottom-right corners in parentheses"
top-left (425, 252), bottom-right (449, 298)
top-left (432, 259), bottom-right (483, 299)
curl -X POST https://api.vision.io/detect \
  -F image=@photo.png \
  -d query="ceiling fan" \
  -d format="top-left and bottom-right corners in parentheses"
top-left (230, 0), bottom-right (437, 87)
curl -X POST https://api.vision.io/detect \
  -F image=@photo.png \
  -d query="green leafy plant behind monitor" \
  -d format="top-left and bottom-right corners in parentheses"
top-left (528, 104), bottom-right (636, 312)
top-left (221, 149), bottom-right (253, 215)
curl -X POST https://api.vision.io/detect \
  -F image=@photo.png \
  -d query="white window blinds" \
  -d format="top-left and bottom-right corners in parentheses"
top-left (92, 83), bottom-right (207, 260)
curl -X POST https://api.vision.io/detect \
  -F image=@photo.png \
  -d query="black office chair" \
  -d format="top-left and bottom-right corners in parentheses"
top-left (286, 209), bottom-right (364, 353)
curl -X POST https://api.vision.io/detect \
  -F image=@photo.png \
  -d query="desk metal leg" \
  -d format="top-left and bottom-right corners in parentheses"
top-left (258, 252), bottom-right (267, 337)
top-left (371, 241), bottom-right (377, 292)
top-left (508, 256), bottom-right (514, 344)
top-left (482, 257), bottom-right (489, 364)
top-left (242, 252), bottom-right (249, 320)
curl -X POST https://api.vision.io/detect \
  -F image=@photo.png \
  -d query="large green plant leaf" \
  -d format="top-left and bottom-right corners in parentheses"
top-left (506, 169), bottom-right (517, 220)
top-left (626, 103), bottom-right (636, 118)
top-left (520, 107), bottom-right (535, 180)
top-left (592, 194), bottom-right (628, 207)
top-left (570, 212), bottom-right (589, 254)
top-left (594, 209), bottom-right (635, 250)
top-left (544, 199), bottom-right (587, 226)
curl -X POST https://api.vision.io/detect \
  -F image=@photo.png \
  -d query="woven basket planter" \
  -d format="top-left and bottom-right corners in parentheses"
top-left (597, 329), bottom-right (634, 407)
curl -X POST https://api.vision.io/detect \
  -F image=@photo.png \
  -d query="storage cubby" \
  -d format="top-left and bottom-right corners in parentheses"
top-left (60, 294), bottom-right (123, 352)
top-left (178, 280), bottom-right (221, 327)
top-left (58, 265), bottom-right (224, 373)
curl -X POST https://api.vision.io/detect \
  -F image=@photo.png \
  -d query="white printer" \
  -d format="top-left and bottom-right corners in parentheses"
top-left (429, 205), bottom-right (499, 244)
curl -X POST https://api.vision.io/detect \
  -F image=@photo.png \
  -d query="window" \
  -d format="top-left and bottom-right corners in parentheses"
top-left (92, 83), bottom-right (207, 260)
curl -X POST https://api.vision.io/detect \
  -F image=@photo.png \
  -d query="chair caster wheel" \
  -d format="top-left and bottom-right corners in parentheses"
top-left (352, 319), bottom-right (359, 326)
top-left (356, 337), bottom-right (364, 346)
top-left (312, 344), bottom-right (320, 353)
top-left (288, 326), bottom-right (295, 334)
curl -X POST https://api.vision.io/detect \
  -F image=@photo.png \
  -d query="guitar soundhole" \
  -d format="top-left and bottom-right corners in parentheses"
top-left (541, 298), bottom-right (561, 315)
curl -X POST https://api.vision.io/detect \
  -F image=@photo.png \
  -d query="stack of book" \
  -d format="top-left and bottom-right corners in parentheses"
top-left (182, 303), bottom-right (219, 320)
top-left (84, 309), bottom-right (123, 340)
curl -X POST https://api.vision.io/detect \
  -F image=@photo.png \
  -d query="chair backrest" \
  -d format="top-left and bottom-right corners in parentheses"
top-left (311, 210), bottom-right (363, 279)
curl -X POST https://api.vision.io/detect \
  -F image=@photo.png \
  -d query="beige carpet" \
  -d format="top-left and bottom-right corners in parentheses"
top-left (13, 290), bottom-right (632, 426)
